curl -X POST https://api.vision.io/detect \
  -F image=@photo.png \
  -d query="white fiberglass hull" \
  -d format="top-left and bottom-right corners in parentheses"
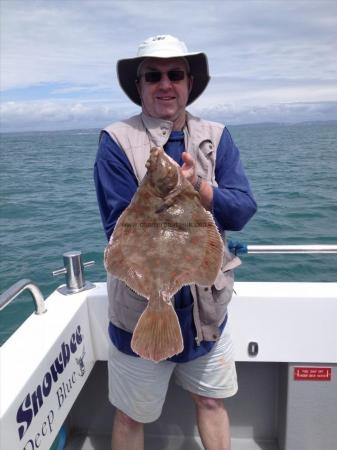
top-left (1, 282), bottom-right (337, 450)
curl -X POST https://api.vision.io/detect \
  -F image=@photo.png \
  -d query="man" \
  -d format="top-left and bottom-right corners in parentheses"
top-left (94, 35), bottom-right (257, 450)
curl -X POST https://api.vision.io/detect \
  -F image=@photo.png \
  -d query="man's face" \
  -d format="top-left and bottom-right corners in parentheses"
top-left (136, 58), bottom-right (193, 124)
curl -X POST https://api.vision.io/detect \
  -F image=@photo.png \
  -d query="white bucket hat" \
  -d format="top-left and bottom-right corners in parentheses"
top-left (117, 35), bottom-right (210, 106)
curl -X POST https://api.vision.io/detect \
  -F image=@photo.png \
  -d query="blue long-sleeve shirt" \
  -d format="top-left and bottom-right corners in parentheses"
top-left (94, 127), bottom-right (256, 362)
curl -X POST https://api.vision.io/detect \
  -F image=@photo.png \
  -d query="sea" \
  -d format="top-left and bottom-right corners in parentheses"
top-left (1, 121), bottom-right (337, 345)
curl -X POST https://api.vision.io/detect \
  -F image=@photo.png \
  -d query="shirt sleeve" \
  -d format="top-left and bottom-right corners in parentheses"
top-left (213, 128), bottom-right (257, 232)
top-left (94, 132), bottom-right (138, 240)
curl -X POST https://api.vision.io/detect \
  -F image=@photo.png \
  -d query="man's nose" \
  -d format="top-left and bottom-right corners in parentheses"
top-left (157, 73), bottom-right (172, 88)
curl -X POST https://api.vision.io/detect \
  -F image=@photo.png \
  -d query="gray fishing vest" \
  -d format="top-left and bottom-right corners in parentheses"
top-left (103, 112), bottom-right (238, 344)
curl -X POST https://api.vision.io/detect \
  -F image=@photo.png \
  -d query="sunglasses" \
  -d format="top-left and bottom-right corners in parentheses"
top-left (138, 70), bottom-right (187, 83)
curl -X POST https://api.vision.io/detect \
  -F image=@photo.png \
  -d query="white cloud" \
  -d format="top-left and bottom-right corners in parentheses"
top-left (192, 101), bottom-right (337, 125)
top-left (0, 99), bottom-right (138, 132)
top-left (1, 0), bottom-right (337, 130)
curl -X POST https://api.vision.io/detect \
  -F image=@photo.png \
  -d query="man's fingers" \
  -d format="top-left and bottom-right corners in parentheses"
top-left (181, 152), bottom-right (193, 168)
top-left (181, 152), bottom-right (196, 185)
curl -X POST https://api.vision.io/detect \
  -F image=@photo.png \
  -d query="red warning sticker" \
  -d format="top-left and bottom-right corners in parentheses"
top-left (294, 367), bottom-right (332, 381)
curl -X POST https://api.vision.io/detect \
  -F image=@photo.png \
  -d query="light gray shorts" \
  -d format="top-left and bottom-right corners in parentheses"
top-left (107, 323), bottom-right (238, 423)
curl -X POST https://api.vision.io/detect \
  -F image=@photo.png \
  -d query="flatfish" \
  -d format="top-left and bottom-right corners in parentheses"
top-left (104, 147), bottom-right (224, 362)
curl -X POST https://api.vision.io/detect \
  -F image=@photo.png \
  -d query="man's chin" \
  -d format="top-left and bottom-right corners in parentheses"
top-left (157, 109), bottom-right (183, 122)
top-left (143, 108), bottom-right (186, 127)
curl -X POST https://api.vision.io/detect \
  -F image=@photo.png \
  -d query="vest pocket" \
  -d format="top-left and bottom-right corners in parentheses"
top-left (108, 276), bottom-right (148, 332)
top-left (196, 140), bottom-right (216, 182)
top-left (123, 284), bottom-right (148, 310)
top-left (212, 269), bottom-right (234, 306)
top-left (212, 253), bottom-right (241, 305)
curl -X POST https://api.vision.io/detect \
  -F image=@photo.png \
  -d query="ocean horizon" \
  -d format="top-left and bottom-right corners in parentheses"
top-left (1, 118), bottom-right (337, 135)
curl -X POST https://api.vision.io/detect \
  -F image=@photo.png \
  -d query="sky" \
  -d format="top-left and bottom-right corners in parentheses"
top-left (1, 0), bottom-right (337, 132)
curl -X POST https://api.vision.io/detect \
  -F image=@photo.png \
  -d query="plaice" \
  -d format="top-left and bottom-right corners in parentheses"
top-left (104, 147), bottom-right (224, 362)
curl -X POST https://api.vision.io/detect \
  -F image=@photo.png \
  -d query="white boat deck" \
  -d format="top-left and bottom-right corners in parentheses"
top-left (65, 434), bottom-right (279, 450)
top-left (1, 281), bottom-right (337, 450)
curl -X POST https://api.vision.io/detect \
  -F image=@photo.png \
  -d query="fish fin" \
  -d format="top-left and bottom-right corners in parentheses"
top-left (189, 214), bottom-right (224, 286)
top-left (131, 296), bottom-right (183, 362)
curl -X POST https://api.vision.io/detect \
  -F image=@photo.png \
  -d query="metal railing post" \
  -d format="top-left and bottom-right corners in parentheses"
top-left (0, 279), bottom-right (46, 314)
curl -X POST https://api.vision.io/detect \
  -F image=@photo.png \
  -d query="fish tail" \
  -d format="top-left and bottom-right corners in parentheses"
top-left (131, 295), bottom-right (183, 362)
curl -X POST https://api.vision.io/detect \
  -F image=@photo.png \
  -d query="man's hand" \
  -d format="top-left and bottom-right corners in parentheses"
top-left (181, 152), bottom-right (213, 211)
top-left (181, 152), bottom-right (197, 186)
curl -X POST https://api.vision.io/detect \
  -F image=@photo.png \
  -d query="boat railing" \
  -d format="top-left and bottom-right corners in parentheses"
top-left (228, 242), bottom-right (337, 255)
top-left (1, 245), bottom-right (336, 315)
top-left (0, 278), bottom-right (46, 314)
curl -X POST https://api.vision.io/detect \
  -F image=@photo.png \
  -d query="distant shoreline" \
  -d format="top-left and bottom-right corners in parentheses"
top-left (1, 119), bottom-right (336, 135)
